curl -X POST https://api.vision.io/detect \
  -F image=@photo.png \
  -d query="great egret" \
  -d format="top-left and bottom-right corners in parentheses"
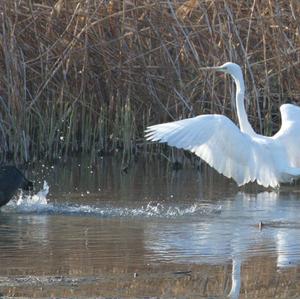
top-left (145, 62), bottom-right (300, 188)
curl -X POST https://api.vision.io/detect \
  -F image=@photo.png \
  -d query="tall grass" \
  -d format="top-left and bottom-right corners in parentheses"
top-left (0, 0), bottom-right (299, 163)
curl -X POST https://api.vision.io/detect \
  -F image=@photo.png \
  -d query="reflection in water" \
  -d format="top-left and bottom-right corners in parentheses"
top-left (0, 157), bottom-right (300, 297)
top-left (144, 191), bottom-right (300, 266)
top-left (228, 259), bottom-right (241, 299)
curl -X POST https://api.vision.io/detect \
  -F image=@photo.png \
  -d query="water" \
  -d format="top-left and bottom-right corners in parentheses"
top-left (1, 157), bottom-right (300, 298)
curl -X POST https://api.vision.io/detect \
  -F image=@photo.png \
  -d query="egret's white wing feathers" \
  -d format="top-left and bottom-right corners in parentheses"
top-left (146, 115), bottom-right (280, 188)
top-left (273, 104), bottom-right (300, 168)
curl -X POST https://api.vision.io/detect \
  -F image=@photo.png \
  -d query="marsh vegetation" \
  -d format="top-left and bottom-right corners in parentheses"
top-left (0, 0), bottom-right (299, 163)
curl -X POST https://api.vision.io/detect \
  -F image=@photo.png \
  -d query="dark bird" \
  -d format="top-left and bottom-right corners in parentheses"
top-left (0, 166), bottom-right (33, 208)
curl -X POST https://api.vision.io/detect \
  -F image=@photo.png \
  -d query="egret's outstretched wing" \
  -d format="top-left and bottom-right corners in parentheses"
top-left (146, 115), bottom-right (279, 187)
top-left (273, 104), bottom-right (300, 168)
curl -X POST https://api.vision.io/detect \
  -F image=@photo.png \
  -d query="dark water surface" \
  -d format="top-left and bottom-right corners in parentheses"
top-left (1, 157), bottom-right (300, 298)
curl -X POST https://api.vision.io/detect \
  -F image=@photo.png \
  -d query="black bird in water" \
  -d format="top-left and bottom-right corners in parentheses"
top-left (0, 166), bottom-right (33, 208)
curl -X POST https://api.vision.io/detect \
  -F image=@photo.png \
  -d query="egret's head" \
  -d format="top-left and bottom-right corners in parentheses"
top-left (201, 62), bottom-right (244, 84)
top-left (217, 62), bottom-right (242, 76)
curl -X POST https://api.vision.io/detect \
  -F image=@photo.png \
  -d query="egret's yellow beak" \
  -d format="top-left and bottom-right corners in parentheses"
top-left (199, 66), bottom-right (226, 72)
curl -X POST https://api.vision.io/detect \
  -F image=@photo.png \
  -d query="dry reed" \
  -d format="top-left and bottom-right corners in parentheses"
top-left (0, 0), bottom-right (299, 163)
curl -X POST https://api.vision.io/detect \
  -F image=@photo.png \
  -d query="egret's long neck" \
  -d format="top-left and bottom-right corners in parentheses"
top-left (232, 75), bottom-right (255, 136)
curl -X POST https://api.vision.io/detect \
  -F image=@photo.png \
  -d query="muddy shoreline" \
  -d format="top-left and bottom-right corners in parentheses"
top-left (1, 257), bottom-right (300, 298)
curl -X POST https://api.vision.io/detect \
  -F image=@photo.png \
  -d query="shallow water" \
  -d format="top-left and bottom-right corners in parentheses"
top-left (1, 157), bottom-right (300, 298)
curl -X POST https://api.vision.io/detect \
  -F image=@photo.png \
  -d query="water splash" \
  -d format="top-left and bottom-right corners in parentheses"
top-left (16, 181), bottom-right (49, 207)
top-left (8, 198), bottom-right (221, 218)
top-left (6, 182), bottom-right (221, 217)
top-left (131, 201), bottom-right (222, 217)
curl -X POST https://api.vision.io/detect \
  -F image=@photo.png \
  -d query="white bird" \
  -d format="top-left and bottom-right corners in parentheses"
top-left (145, 62), bottom-right (300, 188)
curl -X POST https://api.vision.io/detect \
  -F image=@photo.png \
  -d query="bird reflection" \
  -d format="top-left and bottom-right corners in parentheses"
top-left (144, 191), bottom-right (300, 298)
